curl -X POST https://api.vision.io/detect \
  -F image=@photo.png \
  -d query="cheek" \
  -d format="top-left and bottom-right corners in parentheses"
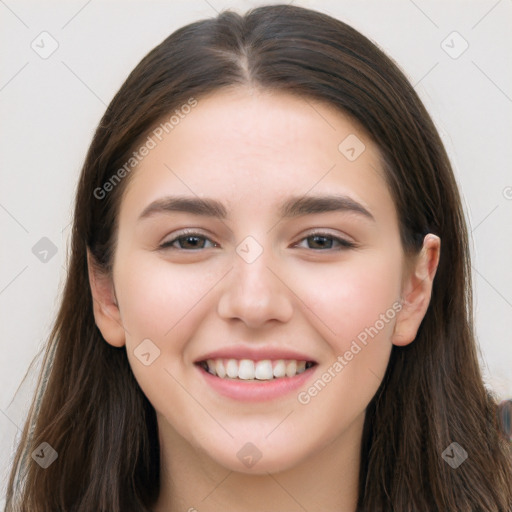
top-left (114, 254), bottom-right (223, 418)
top-left (114, 253), bottom-right (225, 351)
top-left (289, 250), bottom-right (403, 348)
top-left (289, 250), bottom-right (402, 418)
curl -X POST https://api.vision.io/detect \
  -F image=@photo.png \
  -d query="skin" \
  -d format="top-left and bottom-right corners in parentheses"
top-left (88, 86), bottom-right (440, 512)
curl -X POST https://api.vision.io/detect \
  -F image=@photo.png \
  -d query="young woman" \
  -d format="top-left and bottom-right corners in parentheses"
top-left (6, 4), bottom-right (512, 511)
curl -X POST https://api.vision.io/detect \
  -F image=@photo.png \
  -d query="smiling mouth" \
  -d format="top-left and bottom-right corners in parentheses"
top-left (196, 358), bottom-right (317, 381)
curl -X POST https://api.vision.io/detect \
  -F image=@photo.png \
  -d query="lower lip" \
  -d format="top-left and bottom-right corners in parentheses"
top-left (196, 364), bottom-right (317, 402)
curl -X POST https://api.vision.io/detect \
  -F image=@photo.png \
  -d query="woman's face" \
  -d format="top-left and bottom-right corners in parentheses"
top-left (100, 87), bottom-right (414, 473)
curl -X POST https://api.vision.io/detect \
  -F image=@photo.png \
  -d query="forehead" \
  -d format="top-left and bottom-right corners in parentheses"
top-left (120, 87), bottom-right (395, 224)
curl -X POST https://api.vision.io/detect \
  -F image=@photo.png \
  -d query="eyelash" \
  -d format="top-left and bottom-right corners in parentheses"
top-left (158, 230), bottom-right (357, 251)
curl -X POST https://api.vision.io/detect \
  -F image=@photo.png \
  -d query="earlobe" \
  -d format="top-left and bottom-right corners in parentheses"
top-left (392, 234), bottom-right (441, 347)
top-left (87, 249), bottom-right (126, 347)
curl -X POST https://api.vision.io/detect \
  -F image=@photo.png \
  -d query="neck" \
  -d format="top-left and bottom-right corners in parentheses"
top-left (154, 414), bottom-right (364, 512)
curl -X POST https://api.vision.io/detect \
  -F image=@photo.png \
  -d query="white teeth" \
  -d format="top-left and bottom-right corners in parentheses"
top-left (215, 359), bottom-right (226, 378)
top-left (206, 359), bottom-right (216, 375)
top-left (226, 359), bottom-right (239, 379)
top-left (273, 360), bottom-right (286, 378)
top-left (254, 360), bottom-right (273, 380)
top-left (285, 360), bottom-right (297, 377)
top-left (238, 359), bottom-right (255, 380)
top-left (201, 358), bottom-right (313, 380)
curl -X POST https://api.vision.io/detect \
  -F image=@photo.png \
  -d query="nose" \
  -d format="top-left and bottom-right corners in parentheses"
top-left (217, 243), bottom-right (294, 329)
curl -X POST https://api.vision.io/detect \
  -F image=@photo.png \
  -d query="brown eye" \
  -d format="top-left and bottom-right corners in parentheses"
top-left (296, 233), bottom-right (356, 250)
top-left (159, 232), bottom-right (217, 250)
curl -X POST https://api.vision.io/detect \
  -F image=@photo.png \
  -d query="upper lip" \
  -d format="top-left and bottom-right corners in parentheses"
top-left (195, 346), bottom-right (317, 363)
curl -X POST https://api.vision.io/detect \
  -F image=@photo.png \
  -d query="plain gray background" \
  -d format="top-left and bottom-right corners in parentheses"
top-left (1, 0), bottom-right (511, 504)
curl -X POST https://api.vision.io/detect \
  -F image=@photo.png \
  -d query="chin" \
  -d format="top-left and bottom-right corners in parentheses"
top-left (202, 438), bottom-right (313, 475)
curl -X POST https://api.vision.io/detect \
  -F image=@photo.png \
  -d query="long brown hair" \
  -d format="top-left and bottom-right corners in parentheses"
top-left (6, 4), bottom-right (512, 511)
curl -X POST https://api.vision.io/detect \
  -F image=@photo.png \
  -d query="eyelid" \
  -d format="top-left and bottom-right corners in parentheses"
top-left (159, 228), bottom-right (218, 249)
top-left (292, 230), bottom-right (357, 249)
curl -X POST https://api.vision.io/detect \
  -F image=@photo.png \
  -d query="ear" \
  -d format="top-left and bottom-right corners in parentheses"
top-left (392, 234), bottom-right (441, 347)
top-left (87, 249), bottom-right (126, 347)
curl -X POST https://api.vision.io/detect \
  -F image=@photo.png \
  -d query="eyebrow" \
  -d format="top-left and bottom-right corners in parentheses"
top-left (137, 194), bottom-right (375, 222)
